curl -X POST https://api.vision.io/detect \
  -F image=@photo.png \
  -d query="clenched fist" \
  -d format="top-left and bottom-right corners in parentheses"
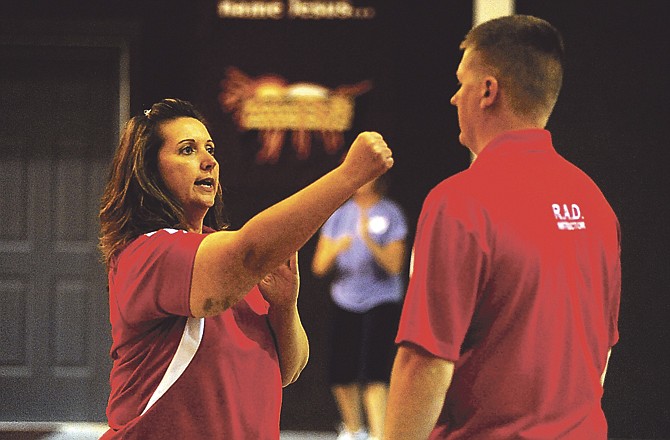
top-left (341, 132), bottom-right (393, 186)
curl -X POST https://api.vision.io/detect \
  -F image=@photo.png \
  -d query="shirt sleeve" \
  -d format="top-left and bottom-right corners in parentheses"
top-left (111, 229), bottom-right (207, 324)
top-left (396, 188), bottom-right (489, 361)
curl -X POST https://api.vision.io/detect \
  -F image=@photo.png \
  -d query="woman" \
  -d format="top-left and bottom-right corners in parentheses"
top-left (312, 176), bottom-right (408, 440)
top-left (98, 98), bottom-right (392, 439)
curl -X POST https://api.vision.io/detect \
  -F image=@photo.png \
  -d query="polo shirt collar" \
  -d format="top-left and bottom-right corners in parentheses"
top-left (473, 129), bottom-right (555, 165)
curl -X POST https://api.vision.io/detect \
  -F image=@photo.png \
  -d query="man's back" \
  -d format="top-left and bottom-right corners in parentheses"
top-left (398, 130), bottom-right (621, 439)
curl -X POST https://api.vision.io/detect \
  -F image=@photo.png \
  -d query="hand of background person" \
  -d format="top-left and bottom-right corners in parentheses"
top-left (258, 252), bottom-right (300, 309)
top-left (341, 132), bottom-right (393, 186)
top-left (311, 235), bottom-right (352, 277)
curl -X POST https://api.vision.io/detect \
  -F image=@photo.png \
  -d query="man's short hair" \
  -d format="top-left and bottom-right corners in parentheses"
top-left (461, 15), bottom-right (565, 119)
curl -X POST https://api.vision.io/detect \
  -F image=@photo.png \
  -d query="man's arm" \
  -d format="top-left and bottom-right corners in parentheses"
top-left (384, 343), bottom-right (455, 440)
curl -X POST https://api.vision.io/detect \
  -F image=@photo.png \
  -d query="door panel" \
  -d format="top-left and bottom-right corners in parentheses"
top-left (0, 43), bottom-right (123, 422)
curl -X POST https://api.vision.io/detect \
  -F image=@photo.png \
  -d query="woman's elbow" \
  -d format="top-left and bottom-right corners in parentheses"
top-left (282, 371), bottom-right (302, 387)
top-left (281, 353), bottom-right (309, 387)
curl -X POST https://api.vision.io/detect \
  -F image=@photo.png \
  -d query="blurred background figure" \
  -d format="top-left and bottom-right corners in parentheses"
top-left (312, 175), bottom-right (408, 440)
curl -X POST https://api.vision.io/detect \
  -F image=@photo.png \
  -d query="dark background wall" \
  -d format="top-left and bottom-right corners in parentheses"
top-left (1, 0), bottom-right (668, 437)
top-left (514, 2), bottom-right (669, 438)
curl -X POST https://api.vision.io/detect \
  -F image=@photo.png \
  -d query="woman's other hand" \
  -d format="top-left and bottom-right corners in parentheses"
top-left (258, 252), bottom-right (300, 309)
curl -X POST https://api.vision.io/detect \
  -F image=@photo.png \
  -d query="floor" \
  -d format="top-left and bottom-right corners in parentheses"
top-left (0, 422), bottom-right (340, 439)
top-left (0, 423), bottom-right (657, 439)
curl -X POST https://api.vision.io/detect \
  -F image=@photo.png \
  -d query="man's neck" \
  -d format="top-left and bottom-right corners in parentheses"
top-left (472, 114), bottom-right (545, 156)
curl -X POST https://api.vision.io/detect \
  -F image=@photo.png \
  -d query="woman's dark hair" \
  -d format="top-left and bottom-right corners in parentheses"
top-left (99, 98), bottom-right (226, 267)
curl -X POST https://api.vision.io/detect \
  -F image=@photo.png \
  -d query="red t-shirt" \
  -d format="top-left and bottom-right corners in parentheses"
top-left (102, 228), bottom-right (282, 439)
top-left (397, 130), bottom-right (621, 439)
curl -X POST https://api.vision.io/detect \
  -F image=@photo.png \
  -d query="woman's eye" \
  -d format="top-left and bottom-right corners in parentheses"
top-left (182, 146), bottom-right (195, 155)
top-left (206, 146), bottom-right (215, 155)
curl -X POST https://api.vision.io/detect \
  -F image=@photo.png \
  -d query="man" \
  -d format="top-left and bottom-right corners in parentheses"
top-left (384, 15), bottom-right (621, 439)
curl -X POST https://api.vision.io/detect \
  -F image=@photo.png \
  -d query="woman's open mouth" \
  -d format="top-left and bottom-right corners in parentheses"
top-left (194, 177), bottom-right (215, 190)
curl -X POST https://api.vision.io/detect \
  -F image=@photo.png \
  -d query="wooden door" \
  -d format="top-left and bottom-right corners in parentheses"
top-left (0, 42), bottom-right (125, 422)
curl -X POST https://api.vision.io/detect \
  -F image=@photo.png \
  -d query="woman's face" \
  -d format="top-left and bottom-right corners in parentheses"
top-left (157, 117), bottom-right (219, 227)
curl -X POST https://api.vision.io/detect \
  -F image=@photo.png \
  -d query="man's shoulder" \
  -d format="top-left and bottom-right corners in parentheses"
top-left (427, 169), bottom-right (475, 201)
top-left (419, 172), bottom-right (487, 224)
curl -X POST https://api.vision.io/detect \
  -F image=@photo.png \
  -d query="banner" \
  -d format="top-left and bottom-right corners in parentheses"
top-left (217, 0), bottom-right (376, 20)
top-left (220, 67), bottom-right (372, 163)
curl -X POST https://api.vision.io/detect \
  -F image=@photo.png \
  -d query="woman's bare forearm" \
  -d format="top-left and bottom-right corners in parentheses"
top-left (267, 304), bottom-right (309, 386)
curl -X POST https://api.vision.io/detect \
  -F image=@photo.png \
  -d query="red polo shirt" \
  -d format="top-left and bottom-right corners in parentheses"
top-left (397, 130), bottom-right (621, 439)
top-left (102, 229), bottom-right (283, 439)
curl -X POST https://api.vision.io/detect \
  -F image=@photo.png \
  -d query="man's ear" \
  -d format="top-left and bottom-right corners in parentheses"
top-left (481, 77), bottom-right (498, 107)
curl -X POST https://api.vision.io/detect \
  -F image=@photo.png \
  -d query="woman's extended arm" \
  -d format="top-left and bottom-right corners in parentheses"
top-left (190, 132), bottom-right (393, 317)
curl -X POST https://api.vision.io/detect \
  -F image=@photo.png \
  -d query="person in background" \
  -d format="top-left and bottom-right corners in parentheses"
top-left (384, 15), bottom-right (621, 439)
top-left (98, 98), bottom-right (393, 439)
top-left (312, 175), bottom-right (408, 440)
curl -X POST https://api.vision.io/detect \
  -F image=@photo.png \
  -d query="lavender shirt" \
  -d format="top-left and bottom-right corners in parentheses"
top-left (321, 198), bottom-right (408, 313)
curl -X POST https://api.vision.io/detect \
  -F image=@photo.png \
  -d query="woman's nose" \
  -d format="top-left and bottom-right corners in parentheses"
top-left (201, 153), bottom-right (217, 170)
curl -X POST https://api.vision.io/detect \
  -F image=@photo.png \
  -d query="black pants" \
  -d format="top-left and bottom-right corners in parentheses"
top-left (329, 302), bottom-right (401, 385)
